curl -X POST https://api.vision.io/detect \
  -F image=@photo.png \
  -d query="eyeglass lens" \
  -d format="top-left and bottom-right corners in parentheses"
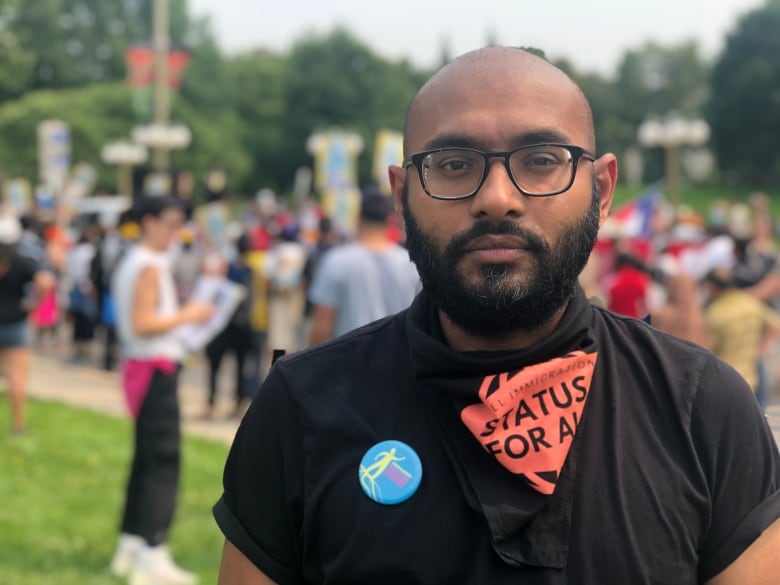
top-left (421, 146), bottom-right (577, 198)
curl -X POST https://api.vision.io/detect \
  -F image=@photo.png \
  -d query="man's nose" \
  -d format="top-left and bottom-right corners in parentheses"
top-left (468, 159), bottom-right (526, 219)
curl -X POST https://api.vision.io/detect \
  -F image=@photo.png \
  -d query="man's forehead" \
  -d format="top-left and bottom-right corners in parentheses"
top-left (405, 48), bottom-right (593, 152)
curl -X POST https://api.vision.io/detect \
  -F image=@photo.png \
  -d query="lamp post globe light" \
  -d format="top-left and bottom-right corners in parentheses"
top-left (130, 124), bottom-right (192, 195)
top-left (637, 114), bottom-right (710, 214)
top-left (100, 141), bottom-right (149, 197)
top-left (131, 124), bottom-right (192, 158)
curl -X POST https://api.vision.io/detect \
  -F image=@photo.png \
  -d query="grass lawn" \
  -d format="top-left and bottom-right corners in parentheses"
top-left (612, 183), bottom-right (780, 216)
top-left (0, 399), bottom-right (230, 585)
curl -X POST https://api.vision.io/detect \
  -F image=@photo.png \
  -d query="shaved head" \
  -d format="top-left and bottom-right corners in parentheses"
top-left (403, 47), bottom-right (596, 157)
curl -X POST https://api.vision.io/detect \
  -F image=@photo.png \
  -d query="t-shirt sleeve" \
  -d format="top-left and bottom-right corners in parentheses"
top-left (213, 363), bottom-right (305, 585)
top-left (691, 354), bottom-right (780, 581)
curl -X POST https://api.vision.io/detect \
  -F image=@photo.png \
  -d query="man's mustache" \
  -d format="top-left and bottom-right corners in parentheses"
top-left (444, 220), bottom-right (546, 260)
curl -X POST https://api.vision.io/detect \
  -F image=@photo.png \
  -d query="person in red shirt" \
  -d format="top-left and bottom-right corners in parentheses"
top-left (606, 252), bottom-right (650, 318)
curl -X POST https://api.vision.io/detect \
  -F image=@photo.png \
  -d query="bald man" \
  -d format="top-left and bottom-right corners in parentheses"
top-left (215, 48), bottom-right (780, 584)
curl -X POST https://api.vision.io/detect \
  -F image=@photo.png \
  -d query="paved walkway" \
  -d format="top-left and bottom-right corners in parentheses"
top-left (27, 351), bottom-right (240, 444)
top-left (24, 349), bottom-right (780, 449)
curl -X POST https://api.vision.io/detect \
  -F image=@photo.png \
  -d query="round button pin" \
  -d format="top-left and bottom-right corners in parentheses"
top-left (358, 440), bottom-right (422, 505)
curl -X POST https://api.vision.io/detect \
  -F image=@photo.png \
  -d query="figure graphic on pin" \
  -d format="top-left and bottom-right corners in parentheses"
top-left (360, 448), bottom-right (407, 500)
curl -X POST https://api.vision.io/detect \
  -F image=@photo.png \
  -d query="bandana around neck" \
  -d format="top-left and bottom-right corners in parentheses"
top-left (406, 286), bottom-right (600, 568)
top-left (460, 350), bottom-right (597, 495)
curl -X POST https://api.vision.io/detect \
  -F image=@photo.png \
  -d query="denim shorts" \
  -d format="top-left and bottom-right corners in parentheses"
top-left (0, 320), bottom-right (30, 348)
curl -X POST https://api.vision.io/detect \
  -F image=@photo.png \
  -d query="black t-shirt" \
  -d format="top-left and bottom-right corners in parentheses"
top-left (214, 288), bottom-right (780, 584)
top-left (0, 255), bottom-right (37, 325)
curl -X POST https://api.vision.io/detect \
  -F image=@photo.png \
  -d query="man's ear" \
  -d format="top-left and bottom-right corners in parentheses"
top-left (594, 153), bottom-right (618, 226)
top-left (388, 165), bottom-right (406, 215)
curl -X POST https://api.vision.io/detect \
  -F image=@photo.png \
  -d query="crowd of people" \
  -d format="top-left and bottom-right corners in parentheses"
top-left (3, 189), bottom-right (418, 416)
top-left (591, 191), bottom-right (780, 410)
top-left (9, 180), bottom-right (776, 427)
top-left (1, 46), bottom-right (779, 585)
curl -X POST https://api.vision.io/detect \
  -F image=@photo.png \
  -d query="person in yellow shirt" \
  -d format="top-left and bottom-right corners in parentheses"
top-left (244, 245), bottom-right (271, 400)
top-left (703, 267), bottom-right (780, 401)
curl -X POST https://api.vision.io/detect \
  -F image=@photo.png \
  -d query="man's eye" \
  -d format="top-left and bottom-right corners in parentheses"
top-left (524, 155), bottom-right (561, 167)
top-left (440, 159), bottom-right (473, 171)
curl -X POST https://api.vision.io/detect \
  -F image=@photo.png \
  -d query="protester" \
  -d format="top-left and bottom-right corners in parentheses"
top-left (264, 224), bottom-right (307, 355)
top-left (703, 267), bottom-right (780, 409)
top-left (90, 210), bottom-right (139, 371)
top-left (172, 224), bottom-right (204, 304)
top-left (649, 270), bottom-right (710, 347)
top-left (243, 240), bottom-right (273, 401)
top-left (214, 47), bottom-right (780, 584)
top-left (110, 196), bottom-right (213, 585)
top-left (307, 189), bottom-right (419, 344)
top-left (203, 233), bottom-right (255, 420)
top-left (0, 212), bottom-right (55, 434)
top-left (28, 218), bottom-right (61, 349)
top-left (300, 216), bottom-right (340, 327)
top-left (604, 251), bottom-right (650, 318)
top-left (18, 214), bottom-right (46, 266)
top-left (66, 222), bottom-right (100, 363)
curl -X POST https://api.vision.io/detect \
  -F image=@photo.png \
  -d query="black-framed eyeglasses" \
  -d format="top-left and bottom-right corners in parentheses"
top-left (403, 144), bottom-right (596, 200)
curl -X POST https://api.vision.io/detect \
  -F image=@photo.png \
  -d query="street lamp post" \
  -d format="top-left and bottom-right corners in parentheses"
top-left (129, 125), bottom-right (191, 197)
top-left (100, 141), bottom-right (149, 196)
top-left (637, 115), bottom-right (710, 216)
top-left (153, 0), bottom-right (171, 170)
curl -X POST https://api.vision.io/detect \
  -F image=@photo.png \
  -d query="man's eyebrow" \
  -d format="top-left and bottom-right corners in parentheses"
top-left (509, 130), bottom-right (572, 147)
top-left (422, 134), bottom-right (482, 150)
top-left (420, 130), bottom-right (574, 152)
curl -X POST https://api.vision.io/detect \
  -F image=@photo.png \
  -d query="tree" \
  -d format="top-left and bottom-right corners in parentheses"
top-left (553, 58), bottom-right (621, 157)
top-left (279, 29), bottom-right (427, 191)
top-left (178, 15), bottom-right (232, 118)
top-left (708, 0), bottom-right (780, 185)
top-left (616, 41), bottom-right (709, 120)
top-left (223, 50), bottom-right (288, 194)
top-left (612, 41), bottom-right (710, 183)
top-left (0, 0), bottom-right (34, 101)
top-left (0, 81), bottom-right (251, 194)
top-left (0, 0), bottom-right (195, 101)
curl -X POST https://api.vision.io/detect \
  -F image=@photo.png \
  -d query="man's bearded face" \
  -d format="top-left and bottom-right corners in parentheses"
top-left (402, 181), bottom-right (601, 338)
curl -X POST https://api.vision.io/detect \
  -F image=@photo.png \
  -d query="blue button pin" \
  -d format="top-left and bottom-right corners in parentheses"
top-left (358, 440), bottom-right (422, 505)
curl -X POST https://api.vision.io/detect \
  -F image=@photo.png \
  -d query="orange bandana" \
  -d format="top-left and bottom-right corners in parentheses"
top-left (461, 351), bottom-right (597, 495)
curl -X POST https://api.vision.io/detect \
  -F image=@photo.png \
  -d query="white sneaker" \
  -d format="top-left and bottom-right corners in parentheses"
top-left (129, 545), bottom-right (197, 585)
top-left (110, 533), bottom-right (146, 578)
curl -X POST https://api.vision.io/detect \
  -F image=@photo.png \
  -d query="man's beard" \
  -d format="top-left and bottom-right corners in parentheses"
top-left (403, 181), bottom-right (601, 339)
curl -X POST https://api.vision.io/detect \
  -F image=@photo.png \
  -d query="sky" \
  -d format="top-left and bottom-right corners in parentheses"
top-left (189, 0), bottom-right (766, 77)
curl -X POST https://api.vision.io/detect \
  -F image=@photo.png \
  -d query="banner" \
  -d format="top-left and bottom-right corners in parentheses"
top-left (125, 46), bottom-right (191, 120)
top-left (373, 130), bottom-right (404, 195)
top-left (306, 130), bottom-right (363, 192)
top-left (126, 46), bottom-right (155, 120)
top-left (37, 119), bottom-right (70, 193)
top-left (2, 178), bottom-right (32, 214)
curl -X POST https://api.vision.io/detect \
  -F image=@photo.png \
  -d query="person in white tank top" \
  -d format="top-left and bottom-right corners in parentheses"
top-left (109, 196), bottom-right (213, 585)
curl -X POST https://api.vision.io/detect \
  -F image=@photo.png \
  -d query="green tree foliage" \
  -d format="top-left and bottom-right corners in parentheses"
top-left (0, 1), bottom-right (33, 100)
top-left (614, 41), bottom-right (709, 145)
top-left (177, 14), bottom-right (231, 116)
top-left (10, 1), bottom-right (772, 199)
top-left (278, 28), bottom-right (428, 189)
top-left (609, 41), bottom-right (710, 182)
top-left (553, 58), bottom-right (620, 156)
top-left (708, 0), bottom-right (780, 185)
top-left (0, 0), bottom-right (193, 102)
top-left (0, 82), bottom-right (250, 193)
top-left (223, 51), bottom-right (288, 193)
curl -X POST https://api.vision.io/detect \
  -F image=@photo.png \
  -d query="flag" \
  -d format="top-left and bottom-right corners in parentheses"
top-left (601, 183), bottom-right (663, 240)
